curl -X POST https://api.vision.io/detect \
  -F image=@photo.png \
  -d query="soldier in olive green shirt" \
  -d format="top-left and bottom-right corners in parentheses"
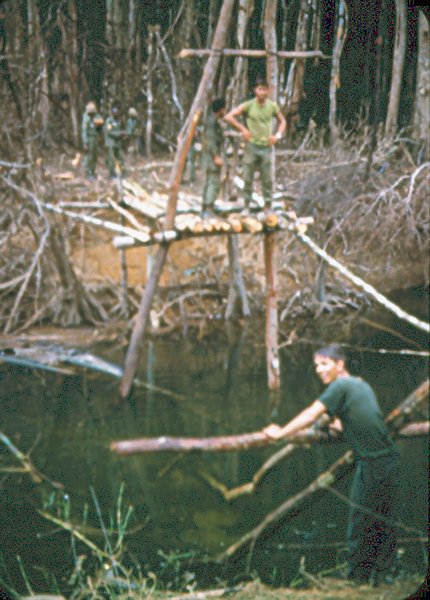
top-left (224, 78), bottom-right (285, 211)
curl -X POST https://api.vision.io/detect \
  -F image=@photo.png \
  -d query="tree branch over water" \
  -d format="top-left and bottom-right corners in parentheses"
top-left (110, 380), bottom-right (428, 457)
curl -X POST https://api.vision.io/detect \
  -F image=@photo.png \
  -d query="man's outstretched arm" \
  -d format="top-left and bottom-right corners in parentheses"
top-left (264, 400), bottom-right (327, 440)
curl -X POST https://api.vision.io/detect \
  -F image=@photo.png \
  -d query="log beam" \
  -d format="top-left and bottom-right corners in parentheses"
top-left (110, 421), bottom-right (428, 456)
top-left (177, 49), bottom-right (331, 59)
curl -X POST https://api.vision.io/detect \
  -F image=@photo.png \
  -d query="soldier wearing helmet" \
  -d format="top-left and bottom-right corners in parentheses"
top-left (104, 105), bottom-right (126, 178)
top-left (81, 101), bottom-right (104, 180)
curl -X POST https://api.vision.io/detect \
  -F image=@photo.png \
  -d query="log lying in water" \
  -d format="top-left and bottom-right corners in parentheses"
top-left (110, 421), bottom-right (428, 456)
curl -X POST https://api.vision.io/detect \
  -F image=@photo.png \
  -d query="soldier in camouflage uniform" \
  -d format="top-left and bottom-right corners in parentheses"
top-left (81, 101), bottom-right (104, 180)
top-left (201, 98), bottom-right (226, 216)
top-left (104, 106), bottom-right (126, 178)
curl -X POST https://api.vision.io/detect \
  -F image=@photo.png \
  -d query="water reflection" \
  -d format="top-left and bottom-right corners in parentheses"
top-left (0, 333), bottom-right (428, 591)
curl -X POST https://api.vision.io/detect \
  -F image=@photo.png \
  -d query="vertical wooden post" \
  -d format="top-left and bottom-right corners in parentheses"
top-left (264, 0), bottom-right (281, 390)
top-left (264, 231), bottom-right (280, 389)
top-left (226, 234), bottom-right (250, 319)
top-left (119, 0), bottom-right (237, 400)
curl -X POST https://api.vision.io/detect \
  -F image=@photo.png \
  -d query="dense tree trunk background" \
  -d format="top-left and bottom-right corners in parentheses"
top-left (0, 1), bottom-right (427, 154)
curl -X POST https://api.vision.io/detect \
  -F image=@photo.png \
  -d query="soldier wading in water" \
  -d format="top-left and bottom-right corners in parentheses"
top-left (264, 345), bottom-right (401, 587)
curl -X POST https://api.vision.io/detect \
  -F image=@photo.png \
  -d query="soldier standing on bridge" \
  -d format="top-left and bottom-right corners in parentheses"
top-left (224, 78), bottom-right (285, 212)
top-left (81, 101), bottom-right (104, 180)
top-left (201, 98), bottom-right (226, 217)
top-left (104, 105), bottom-right (126, 179)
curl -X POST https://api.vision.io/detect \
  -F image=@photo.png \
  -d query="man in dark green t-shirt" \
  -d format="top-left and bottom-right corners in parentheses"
top-left (264, 345), bottom-right (400, 586)
top-left (224, 78), bottom-right (285, 211)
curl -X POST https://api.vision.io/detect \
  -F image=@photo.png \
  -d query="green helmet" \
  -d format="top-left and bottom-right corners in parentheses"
top-left (86, 101), bottom-right (97, 114)
top-left (128, 107), bottom-right (138, 117)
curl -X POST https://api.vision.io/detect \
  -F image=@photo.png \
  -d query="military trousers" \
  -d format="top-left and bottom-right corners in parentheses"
top-left (106, 145), bottom-right (125, 177)
top-left (346, 455), bottom-right (400, 582)
top-left (242, 143), bottom-right (273, 206)
top-left (187, 143), bottom-right (197, 183)
top-left (202, 167), bottom-right (221, 210)
top-left (84, 138), bottom-right (98, 176)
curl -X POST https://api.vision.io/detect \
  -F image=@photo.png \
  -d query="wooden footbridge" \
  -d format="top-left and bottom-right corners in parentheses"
top-left (40, 168), bottom-right (429, 402)
top-left (41, 171), bottom-right (313, 399)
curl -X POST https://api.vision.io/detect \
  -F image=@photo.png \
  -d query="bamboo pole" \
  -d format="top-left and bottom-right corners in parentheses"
top-left (39, 201), bottom-right (151, 244)
top-left (295, 231), bottom-right (430, 333)
top-left (119, 0), bottom-right (237, 400)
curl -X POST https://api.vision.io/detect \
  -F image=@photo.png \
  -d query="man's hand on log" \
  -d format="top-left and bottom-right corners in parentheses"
top-left (328, 417), bottom-right (343, 437)
top-left (263, 424), bottom-right (286, 440)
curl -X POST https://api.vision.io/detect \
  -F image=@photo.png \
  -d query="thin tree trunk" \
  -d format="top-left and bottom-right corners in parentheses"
top-left (413, 10), bottom-right (429, 153)
top-left (145, 26), bottom-right (158, 158)
top-left (282, 0), bottom-right (313, 135)
top-left (364, 10), bottom-right (383, 181)
top-left (111, 422), bottom-right (428, 456)
top-left (119, 0), bottom-right (237, 400)
top-left (224, 0), bottom-right (253, 197)
top-left (385, 0), bottom-right (407, 137)
top-left (263, 0), bottom-right (281, 391)
top-left (57, 0), bottom-right (80, 146)
top-left (329, 0), bottom-right (348, 139)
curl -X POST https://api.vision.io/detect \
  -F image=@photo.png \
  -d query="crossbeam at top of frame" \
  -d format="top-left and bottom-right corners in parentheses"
top-left (177, 49), bottom-right (331, 60)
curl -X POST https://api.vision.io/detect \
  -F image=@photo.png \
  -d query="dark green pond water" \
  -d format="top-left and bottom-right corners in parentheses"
top-left (0, 318), bottom-right (428, 593)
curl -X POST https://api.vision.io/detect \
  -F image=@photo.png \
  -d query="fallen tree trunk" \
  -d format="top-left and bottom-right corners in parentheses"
top-left (110, 420), bottom-right (428, 456)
